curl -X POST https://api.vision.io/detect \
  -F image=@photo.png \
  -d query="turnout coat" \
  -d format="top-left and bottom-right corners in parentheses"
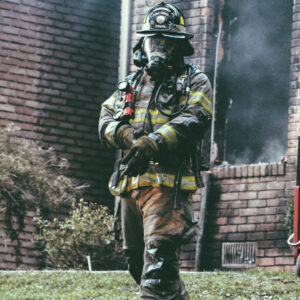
top-left (99, 65), bottom-right (212, 196)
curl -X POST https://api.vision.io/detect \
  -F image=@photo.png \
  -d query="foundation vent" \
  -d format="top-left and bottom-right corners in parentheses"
top-left (222, 242), bottom-right (256, 269)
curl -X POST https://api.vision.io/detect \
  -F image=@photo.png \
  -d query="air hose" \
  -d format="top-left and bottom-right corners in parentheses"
top-left (154, 65), bottom-right (192, 117)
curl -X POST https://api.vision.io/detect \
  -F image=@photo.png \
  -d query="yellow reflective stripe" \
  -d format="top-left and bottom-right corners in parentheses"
top-left (149, 109), bottom-right (158, 126)
top-left (181, 176), bottom-right (197, 190)
top-left (102, 102), bottom-right (116, 112)
top-left (126, 176), bottom-right (139, 191)
top-left (131, 108), bottom-right (147, 124)
top-left (189, 91), bottom-right (212, 113)
top-left (104, 121), bottom-right (120, 148)
top-left (150, 109), bottom-right (171, 115)
top-left (149, 109), bottom-right (169, 125)
top-left (132, 108), bottom-right (170, 125)
top-left (108, 176), bottom-right (128, 196)
top-left (179, 91), bottom-right (212, 114)
top-left (139, 172), bottom-right (160, 188)
top-left (156, 124), bottom-right (178, 149)
top-left (190, 91), bottom-right (211, 107)
top-left (102, 96), bottom-right (118, 113)
top-left (191, 99), bottom-right (212, 114)
top-left (134, 108), bottom-right (171, 118)
top-left (110, 172), bottom-right (197, 195)
top-left (135, 108), bottom-right (147, 114)
top-left (130, 117), bottom-right (145, 123)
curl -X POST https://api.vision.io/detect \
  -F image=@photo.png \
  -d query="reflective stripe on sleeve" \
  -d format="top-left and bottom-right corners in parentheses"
top-left (155, 124), bottom-right (178, 150)
top-left (104, 121), bottom-right (121, 148)
top-left (130, 108), bottom-right (170, 126)
top-left (102, 95), bottom-right (118, 113)
top-left (180, 91), bottom-right (212, 114)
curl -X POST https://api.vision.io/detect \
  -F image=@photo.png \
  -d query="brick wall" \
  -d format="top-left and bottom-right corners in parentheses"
top-left (0, 202), bottom-right (69, 270)
top-left (180, 163), bottom-right (294, 271)
top-left (0, 206), bottom-right (42, 270)
top-left (0, 0), bottom-right (120, 207)
top-left (0, 0), bottom-right (120, 269)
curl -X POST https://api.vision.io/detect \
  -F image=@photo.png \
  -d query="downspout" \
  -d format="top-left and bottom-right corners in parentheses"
top-left (119, 0), bottom-right (132, 81)
top-left (209, 22), bottom-right (222, 168)
top-left (115, 0), bottom-right (132, 213)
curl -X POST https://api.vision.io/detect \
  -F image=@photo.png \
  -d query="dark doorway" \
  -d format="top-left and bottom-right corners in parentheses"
top-left (216, 0), bottom-right (292, 164)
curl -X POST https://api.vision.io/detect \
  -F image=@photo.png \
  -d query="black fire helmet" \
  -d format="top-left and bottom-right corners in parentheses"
top-left (135, 1), bottom-right (194, 57)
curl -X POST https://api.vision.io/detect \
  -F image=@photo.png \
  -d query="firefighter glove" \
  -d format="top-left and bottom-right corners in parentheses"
top-left (121, 135), bottom-right (159, 176)
top-left (116, 124), bottom-right (134, 149)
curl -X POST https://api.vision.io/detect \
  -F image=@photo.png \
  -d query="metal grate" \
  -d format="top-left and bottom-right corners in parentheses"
top-left (222, 242), bottom-right (256, 269)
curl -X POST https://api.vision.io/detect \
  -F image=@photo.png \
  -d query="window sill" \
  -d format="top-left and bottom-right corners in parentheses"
top-left (210, 162), bottom-right (286, 179)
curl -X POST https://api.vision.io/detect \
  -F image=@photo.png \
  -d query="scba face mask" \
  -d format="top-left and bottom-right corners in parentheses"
top-left (143, 36), bottom-right (178, 79)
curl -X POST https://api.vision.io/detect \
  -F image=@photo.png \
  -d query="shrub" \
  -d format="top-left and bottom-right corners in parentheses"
top-left (0, 124), bottom-right (82, 265)
top-left (34, 200), bottom-right (126, 270)
top-left (0, 124), bottom-right (81, 237)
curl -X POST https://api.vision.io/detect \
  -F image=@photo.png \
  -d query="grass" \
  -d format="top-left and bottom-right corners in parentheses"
top-left (0, 269), bottom-right (300, 299)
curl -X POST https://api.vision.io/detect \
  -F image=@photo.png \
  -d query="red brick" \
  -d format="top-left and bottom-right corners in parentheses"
top-left (283, 265), bottom-right (295, 272)
top-left (238, 191), bottom-right (257, 200)
top-left (266, 231), bottom-right (286, 240)
top-left (238, 224), bottom-right (256, 232)
top-left (258, 191), bottom-right (278, 199)
top-left (215, 217), bottom-right (228, 225)
top-left (219, 225), bottom-right (237, 233)
top-left (275, 257), bottom-right (294, 265)
top-left (266, 214), bottom-right (285, 223)
top-left (276, 223), bottom-right (288, 231)
top-left (276, 239), bottom-right (290, 248)
top-left (248, 183), bottom-right (266, 191)
top-left (266, 182), bottom-right (286, 190)
top-left (265, 248), bottom-right (284, 257)
top-left (256, 224), bottom-right (276, 231)
top-left (266, 199), bottom-right (286, 207)
top-left (263, 266), bottom-right (283, 271)
top-left (258, 240), bottom-right (276, 248)
top-left (257, 207), bottom-right (277, 215)
top-left (228, 216), bottom-right (247, 225)
top-left (239, 208), bottom-right (258, 216)
top-left (246, 232), bottom-right (265, 241)
top-left (248, 199), bottom-right (266, 208)
top-left (256, 257), bottom-right (275, 266)
top-left (226, 233), bottom-right (246, 241)
top-left (228, 184), bottom-right (247, 192)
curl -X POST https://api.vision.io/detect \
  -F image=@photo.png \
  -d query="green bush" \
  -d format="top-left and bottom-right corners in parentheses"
top-left (34, 200), bottom-right (126, 270)
top-left (0, 124), bottom-right (80, 241)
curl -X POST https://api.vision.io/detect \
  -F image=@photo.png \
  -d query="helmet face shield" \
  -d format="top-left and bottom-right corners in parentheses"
top-left (143, 36), bottom-right (180, 80)
top-left (143, 36), bottom-right (177, 62)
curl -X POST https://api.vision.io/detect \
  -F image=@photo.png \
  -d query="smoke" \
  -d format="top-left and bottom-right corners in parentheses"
top-left (218, 0), bottom-right (292, 164)
top-left (229, 138), bottom-right (286, 165)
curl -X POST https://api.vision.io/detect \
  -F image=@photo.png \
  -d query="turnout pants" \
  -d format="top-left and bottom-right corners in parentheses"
top-left (121, 186), bottom-right (197, 300)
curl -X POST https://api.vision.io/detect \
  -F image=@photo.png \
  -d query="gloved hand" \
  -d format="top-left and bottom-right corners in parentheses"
top-left (116, 124), bottom-right (134, 149)
top-left (121, 135), bottom-right (159, 177)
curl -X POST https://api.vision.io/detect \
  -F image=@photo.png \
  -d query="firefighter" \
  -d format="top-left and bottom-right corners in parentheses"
top-left (99, 2), bottom-right (212, 299)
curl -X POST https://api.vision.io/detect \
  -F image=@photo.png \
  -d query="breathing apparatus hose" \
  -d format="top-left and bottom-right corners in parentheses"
top-left (154, 65), bottom-right (192, 117)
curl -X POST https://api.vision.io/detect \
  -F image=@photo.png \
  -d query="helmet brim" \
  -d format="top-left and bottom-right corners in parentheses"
top-left (137, 30), bottom-right (193, 40)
